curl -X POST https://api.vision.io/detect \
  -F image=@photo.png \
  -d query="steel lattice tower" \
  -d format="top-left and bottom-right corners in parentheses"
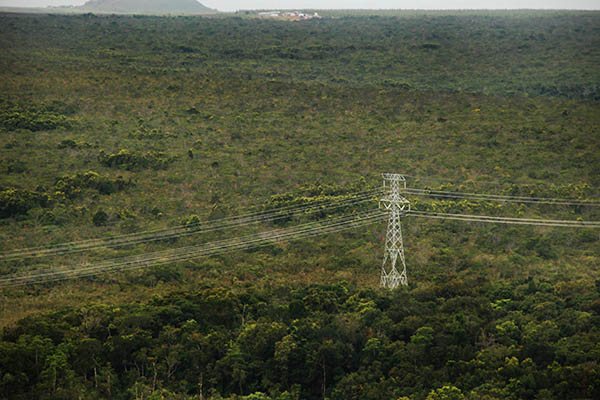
top-left (379, 173), bottom-right (410, 289)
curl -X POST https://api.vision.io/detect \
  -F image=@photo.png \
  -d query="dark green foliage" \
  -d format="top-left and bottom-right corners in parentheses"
top-left (57, 139), bottom-right (78, 149)
top-left (54, 170), bottom-right (132, 198)
top-left (57, 139), bottom-right (91, 149)
top-left (92, 209), bottom-right (108, 226)
top-left (0, 281), bottom-right (599, 399)
top-left (421, 42), bottom-right (441, 49)
top-left (148, 265), bottom-right (182, 282)
top-left (2, 159), bottom-right (26, 174)
top-left (0, 188), bottom-right (48, 218)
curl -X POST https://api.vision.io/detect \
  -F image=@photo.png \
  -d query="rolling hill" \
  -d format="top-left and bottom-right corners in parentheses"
top-left (79, 0), bottom-right (214, 14)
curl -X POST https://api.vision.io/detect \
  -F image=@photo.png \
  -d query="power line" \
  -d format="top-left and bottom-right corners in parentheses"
top-left (2, 211), bottom-right (385, 286)
top-left (408, 210), bottom-right (600, 228)
top-left (5, 182), bottom-right (597, 262)
top-left (0, 186), bottom-right (381, 252)
top-left (0, 212), bottom-right (365, 284)
top-left (2, 176), bottom-right (598, 288)
top-left (378, 172), bottom-right (599, 287)
top-left (0, 189), bottom-right (382, 260)
top-left (403, 174), bottom-right (596, 190)
top-left (404, 187), bottom-right (600, 207)
top-left (0, 210), bottom-right (386, 287)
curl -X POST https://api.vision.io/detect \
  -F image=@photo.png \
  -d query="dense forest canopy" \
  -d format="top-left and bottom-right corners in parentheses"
top-left (0, 10), bottom-right (599, 399)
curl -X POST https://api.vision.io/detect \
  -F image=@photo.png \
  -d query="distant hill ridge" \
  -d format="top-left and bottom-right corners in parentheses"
top-left (80, 0), bottom-right (214, 13)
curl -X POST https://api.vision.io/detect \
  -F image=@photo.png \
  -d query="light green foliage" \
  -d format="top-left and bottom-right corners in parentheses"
top-left (426, 385), bottom-right (466, 400)
top-left (98, 149), bottom-right (175, 170)
top-left (241, 392), bottom-right (272, 400)
top-left (410, 326), bottom-right (435, 347)
top-left (495, 320), bottom-right (520, 345)
top-left (0, 188), bottom-right (49, 218)
top-left (0, 101), bottom-right (74, 132)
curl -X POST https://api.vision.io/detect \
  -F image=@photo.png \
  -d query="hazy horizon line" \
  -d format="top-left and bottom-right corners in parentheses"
top-left (1, 5), bottom-right (599, 11)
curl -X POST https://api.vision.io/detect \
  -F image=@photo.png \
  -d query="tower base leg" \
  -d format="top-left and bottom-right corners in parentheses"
top-left (381, 266), bottom-right (407, 289)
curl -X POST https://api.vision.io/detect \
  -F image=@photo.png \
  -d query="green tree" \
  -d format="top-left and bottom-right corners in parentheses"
top-left (38, 342), bottom-right (76, 396)
top-left (426, 385), bottom-right (466, 400)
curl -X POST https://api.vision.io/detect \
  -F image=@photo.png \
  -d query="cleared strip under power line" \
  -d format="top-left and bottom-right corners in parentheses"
top-left (0, 210), bottom-right (386, 287)
top-left (0, 189), bottom-right (382, 260)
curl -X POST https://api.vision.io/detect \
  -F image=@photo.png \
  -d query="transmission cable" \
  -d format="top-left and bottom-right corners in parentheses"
top-left (407, 210), bottom-right (600, 228)
top-left (2, 212), bottom-right (381, 285)
top-left (8, 210), bottom-right (384, 282)
top-left (0, 209), bottom-right (386, 286)
top-left (0, 188), bottom-right (382, 260)
top-left (1, 186), bottom-right (380, 253)
top-left (403, 174), bottom-right (597, 190)
top-left (403, 187), bottom-right (600, 207)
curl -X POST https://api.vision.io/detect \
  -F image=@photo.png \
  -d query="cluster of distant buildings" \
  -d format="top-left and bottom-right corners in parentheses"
top-left (257, 11), bottom-right (322, 20)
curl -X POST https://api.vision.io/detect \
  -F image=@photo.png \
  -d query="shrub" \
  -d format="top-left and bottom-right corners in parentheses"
top-left (182, 214), bottom-right (201, 227)
top-left (421, 42), bottom-right (441, 49)
top-left (54, 171), bottom-right (132, 199)
top-left (57, 139), bottom-right (78, 149)
top-left (0, 101), bottom-right (74, 131)
top-left (381, 79), bottom-right (412, 89)
top-left (2, 159), bottom-right (27, 174)
top-left (57, 139), bottom-right (90, 149)
top-left (0, 188), bottom-right (49, 218)
top-left (148, 265), bottom-right (182, 283)
top-left (99, 149), bottom-right (174, 170)
top-left (128, 128), bottom-right (175, 139)
top-left (92, 209), bottom-right (109, 226)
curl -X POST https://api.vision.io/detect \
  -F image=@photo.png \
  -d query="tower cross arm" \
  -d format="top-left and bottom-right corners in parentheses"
top-left (379, 196), bottom-right (411, 212)
top-left (381, 173), bottom-right (407, 181)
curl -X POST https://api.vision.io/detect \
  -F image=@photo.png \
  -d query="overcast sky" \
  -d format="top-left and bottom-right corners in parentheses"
top-left (1, 0), bottom-right (599, 12)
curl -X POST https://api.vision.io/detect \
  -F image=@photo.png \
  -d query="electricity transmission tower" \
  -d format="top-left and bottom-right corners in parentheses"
top-left (379, 173), bottom-right (410, 289)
